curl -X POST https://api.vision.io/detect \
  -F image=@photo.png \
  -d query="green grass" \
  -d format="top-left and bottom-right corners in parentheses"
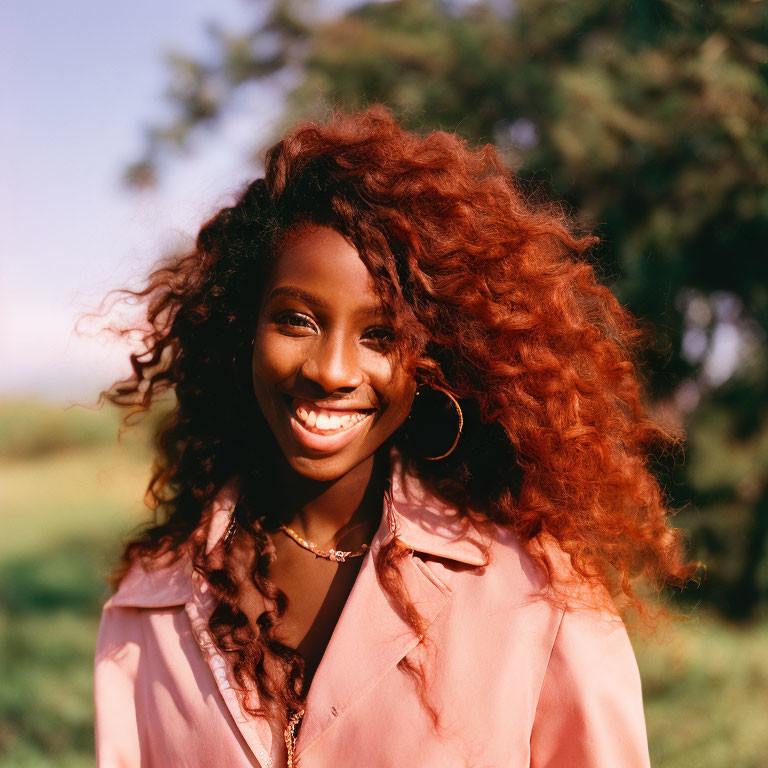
top-left (0, 400), bottom-right (151, 768)
top-left (0, 400), bottom-right (765, 767)
top-left (638, 618), bottom-right (768, 767)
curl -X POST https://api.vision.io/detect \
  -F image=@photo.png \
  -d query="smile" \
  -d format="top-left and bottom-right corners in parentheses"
top-left (286, 397), bottom-right (376, 453)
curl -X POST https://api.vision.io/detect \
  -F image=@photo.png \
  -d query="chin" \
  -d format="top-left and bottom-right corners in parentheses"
top-left (285, 451), bottom-right (370, 483)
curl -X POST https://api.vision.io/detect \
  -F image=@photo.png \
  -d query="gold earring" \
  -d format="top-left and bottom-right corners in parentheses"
top-left (419, 387), bottom-right (464, 461)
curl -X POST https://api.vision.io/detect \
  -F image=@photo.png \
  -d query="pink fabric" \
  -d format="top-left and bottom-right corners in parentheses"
top-left (94, 447), bottom-right (651, 767)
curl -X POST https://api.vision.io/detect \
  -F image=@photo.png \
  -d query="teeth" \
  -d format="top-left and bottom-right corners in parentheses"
top-left (293, 401), bottom-right (371, 432)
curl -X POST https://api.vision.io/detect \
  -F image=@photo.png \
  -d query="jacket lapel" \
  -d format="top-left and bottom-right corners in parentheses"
top-left (110, 480), bottom-right (279, 768)
top-left (187, 477), bottom-right (280, 766)
top-left (292, 516), bottom-right (450, 757)
top-left (185, 573), bottom-right (278, 768)
top-left (292, 446), bottom-right (491, 758)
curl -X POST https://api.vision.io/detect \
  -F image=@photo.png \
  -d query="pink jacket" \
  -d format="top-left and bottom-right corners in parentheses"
top-left (94, 448), bottom-right (651, 767)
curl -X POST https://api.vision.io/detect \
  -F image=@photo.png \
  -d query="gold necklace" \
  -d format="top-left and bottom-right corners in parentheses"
top-left (278, 524), bottom-right (370, 562)
top-left (284, 707), bottom-right (304, 767)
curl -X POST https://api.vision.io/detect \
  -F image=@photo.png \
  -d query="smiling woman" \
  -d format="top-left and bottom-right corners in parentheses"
top-left (93, 106), bottom-right (697, 768)
top-left (252, 225), bottom-right (415, 480)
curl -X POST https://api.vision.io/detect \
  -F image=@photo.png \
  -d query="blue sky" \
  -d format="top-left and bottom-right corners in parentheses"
top-left (1, 0), bottom-right (285, 402)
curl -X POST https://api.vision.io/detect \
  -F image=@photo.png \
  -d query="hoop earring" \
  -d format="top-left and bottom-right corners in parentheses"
top-left (417, 386), bottom-right (464, 461)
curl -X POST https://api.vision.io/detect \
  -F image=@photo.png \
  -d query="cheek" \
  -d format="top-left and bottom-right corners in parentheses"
top-left (375, 363), bottom-right (416, 427)
top-left (251, 328), bottom-right (298, 385)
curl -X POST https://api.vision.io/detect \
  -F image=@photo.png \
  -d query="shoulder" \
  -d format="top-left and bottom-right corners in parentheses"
top-left (457, 520), bottom-right (617, 614)
top-left (425, 519), bottom-right (630, 667)
top-left (392, 451), bottom-right (616, 617)
top-left (529, 575), bottom-right (648, 766)
top-left (490, 525), bottom-right (619, 615)
top-left (106, 550), bottom-right (195, 611)
top-left (95, 550), bottom-right (197, 676)
top-left (102, 478), bottom-right (240, 613)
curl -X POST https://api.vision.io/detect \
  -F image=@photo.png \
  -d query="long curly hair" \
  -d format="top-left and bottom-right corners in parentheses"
top-left (102, 104), bottom-right (697, 728)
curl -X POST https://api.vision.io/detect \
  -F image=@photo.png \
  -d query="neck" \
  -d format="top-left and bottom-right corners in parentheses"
top-left (267, 448), bottom-right (391, 550)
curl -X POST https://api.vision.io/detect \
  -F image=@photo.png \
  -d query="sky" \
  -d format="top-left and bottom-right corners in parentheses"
top-left (0, 0), bottom-right (286, 404)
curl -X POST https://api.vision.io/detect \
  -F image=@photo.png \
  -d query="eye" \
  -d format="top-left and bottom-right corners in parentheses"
top-left (365, 326), bottom-right (395, 348)
top-left (276, 312), bottom-right (317, 331)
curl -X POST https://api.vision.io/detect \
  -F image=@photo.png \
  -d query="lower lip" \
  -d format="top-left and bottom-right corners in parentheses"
top-left (287, 408), bottom-right (375, 454)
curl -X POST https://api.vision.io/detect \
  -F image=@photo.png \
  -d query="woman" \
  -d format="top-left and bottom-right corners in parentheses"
top-left (94, 106), bottom-right (695, 767)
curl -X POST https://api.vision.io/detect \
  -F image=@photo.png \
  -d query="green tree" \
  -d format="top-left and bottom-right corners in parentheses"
top-left (129, 0), bottom-right (768, 619)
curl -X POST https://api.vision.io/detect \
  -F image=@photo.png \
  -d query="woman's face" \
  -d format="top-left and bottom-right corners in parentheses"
top-left (252, 224), bottom-right (416, 482)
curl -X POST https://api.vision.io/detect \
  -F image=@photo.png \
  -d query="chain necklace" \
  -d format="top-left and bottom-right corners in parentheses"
top-left (278, 524), bottom-right (370, 562)
top-left (276, 532), bottom-right (365, 768)
top-left (284, 708), bottom-right (305, 767)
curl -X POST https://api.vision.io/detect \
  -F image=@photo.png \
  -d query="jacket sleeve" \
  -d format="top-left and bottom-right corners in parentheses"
top-left (529, 605), bottom-right (651, 768)
top-left (94, 603), bottom-right (143, 768)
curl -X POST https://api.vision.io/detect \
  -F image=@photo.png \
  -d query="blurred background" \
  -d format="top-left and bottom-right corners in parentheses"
top-left (1, 1), bottom-right (766, 765)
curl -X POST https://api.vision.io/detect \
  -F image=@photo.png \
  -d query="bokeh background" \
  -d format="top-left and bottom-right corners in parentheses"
top-left (2, 1), bottom-right (767, 766)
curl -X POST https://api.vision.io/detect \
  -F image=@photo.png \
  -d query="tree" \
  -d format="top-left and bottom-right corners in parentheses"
top-left (129, 0), bottom-right (768, 618)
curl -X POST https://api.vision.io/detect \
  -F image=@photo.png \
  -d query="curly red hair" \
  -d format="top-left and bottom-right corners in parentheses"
top-left (103, 104), bottom-right (697, 727)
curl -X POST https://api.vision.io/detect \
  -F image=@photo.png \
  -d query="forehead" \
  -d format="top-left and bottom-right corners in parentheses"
top-left (265, 224), bottom-right (383, 312)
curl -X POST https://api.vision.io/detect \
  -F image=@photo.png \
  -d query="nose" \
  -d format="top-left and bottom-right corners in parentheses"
top-left (301, 331), bottom-right (364, 393)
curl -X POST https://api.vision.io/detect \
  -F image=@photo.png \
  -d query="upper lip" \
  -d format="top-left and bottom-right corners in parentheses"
top-left (289, 396), bottom-right (377, 411)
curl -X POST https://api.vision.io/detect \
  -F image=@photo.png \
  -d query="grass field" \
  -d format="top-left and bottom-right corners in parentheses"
top-left (1, 399), bottom-right (765, 767)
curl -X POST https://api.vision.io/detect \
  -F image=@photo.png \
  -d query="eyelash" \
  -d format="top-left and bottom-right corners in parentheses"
top-left (280, 313), bottom-right (315, 330)
top-left (277, 313), bottom-right (394, 344)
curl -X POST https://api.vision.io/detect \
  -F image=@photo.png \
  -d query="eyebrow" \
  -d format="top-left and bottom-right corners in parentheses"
top-left (266, 285), bottom-right (387, 319)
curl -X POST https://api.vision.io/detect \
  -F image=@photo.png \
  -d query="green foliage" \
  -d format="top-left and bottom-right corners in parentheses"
top-left (636, 616), bottom-right (768, 765)
top-left (0, 420), bottom-right (148, 767)
top-left (129, 0), bottom-right (768, 616)
top-left (0, 397), bottom-right (174, 462)
top-left (1, 569), bottom-right (107, 767)
top-left (0, 400), bottom-right (120, 460)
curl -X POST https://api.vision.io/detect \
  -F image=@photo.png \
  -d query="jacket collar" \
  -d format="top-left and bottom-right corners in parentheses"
top-left (109, 444), bottom-right (489, 610)
top-left (107, 477), bottom-right (241, 610)
top-left (384, 445), bottom-right (490, 566)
